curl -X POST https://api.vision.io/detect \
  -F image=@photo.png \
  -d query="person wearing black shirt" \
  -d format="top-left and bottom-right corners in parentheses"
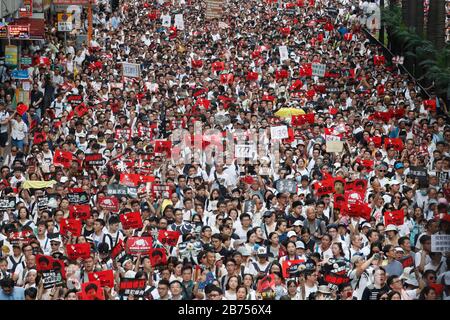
top-left (361, 267), bottom-right (389, 300)
top-left (30, 83), bottom-right (44, 119)
top-left (301, 228), bottom-right (316, 254)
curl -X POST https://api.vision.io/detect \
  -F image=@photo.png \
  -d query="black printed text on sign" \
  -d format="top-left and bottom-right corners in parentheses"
top-left (119, 279), bottom-right (146, 297)
top-left (158, 230), bottom-right (180, 247)
top-left (276, 179), bottom-right (297, 194)
top-left (85, 153), bottom-right (104, 167)
top-left (122, 62), bottom-right (141, 78)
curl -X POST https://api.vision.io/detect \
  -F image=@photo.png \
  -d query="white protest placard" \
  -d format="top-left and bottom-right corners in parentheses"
top-left (235, 144), bottom-right (257, 159)
top-left (58, 21), bottom-right (73, 32)
top-left (279, 46), bottom-right (289, 63)
top-left (174, 14), bottom-right (185, 30)
top-left (218, 22), bottom-right (230, 29)
top-left (312, 63), bottom-right (326, 77)
top-left (431, 234), bottom-right (450, 253)
top-left (270, 125), bottom-right (289, 140)
top-left (212, 34), bottom-right (221, 42)
top-left (161, 14), bottom-right (171, 27)
top-left (325, 134), bottom-right (341, 142)
top-left (326, 141), bottom-right (344, 153)
top-left (122, 62), bottom-right (141, 78)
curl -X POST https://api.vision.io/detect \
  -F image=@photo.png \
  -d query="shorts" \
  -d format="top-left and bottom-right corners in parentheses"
top-left (0, 132), bottom-right (8, 148)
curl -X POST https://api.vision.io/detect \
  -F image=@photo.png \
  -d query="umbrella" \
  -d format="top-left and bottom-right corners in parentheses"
top-left (274, 108), bottom-right (305, 118)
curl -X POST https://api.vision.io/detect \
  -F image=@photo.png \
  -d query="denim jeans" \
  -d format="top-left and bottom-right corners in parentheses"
top-left (11, 138), bottom-right (24, 151)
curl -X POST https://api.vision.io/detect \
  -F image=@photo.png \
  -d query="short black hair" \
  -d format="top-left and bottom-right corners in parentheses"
top-left (158, 279), bottom-right (170, 288)
top-left (85, 283), bottom-right (98, 292)
top-left (420, 235), bottom-right (431, 244)
top-left (95, 218), bottom-right (106, 226)
top-left (0, 278), bottom-right (14, 288)
top-left (205, 284), bottom-right (222, 295)
top-left (25, 287), bottom-right (38, 299)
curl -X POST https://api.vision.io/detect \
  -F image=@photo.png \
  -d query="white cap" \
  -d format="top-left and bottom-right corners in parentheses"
top-left (385, 224), bottom-right (398, 232)
top-left (389, 179), bottom-right (401, 185)
top-left (295, 241), bottom-right (305, 249)
top-left (257, 246), bottom-right (268, 256)
top-left (287, 231), bottom-right (297, 238)
top-left (361, 222), bottom-right (371, 229)
top-left (394, 246), bottom-right (404, 253)
top-left (293, 220), bottom-right (303, 227)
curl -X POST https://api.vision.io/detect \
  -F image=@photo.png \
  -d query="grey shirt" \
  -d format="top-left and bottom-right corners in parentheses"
top-left (384, 260), bottom-right (404, 277)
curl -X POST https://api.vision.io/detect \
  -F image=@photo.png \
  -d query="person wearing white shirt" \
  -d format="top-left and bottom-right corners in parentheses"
top-left (10, 114), bottom-right (28, 151)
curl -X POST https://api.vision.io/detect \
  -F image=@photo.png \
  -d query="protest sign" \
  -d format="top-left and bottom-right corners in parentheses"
top-left (409, 166), bottom-right (429, 188)
top-left (88, 270), bottom-right (114, 288)
top-left (235, 144), bottom-right (257, 159)
top-left (243, 200), bottom-right (256, 214)
top-left (97, 196), bottom-right (119, 212)
top-left (67, 192), bottom-right (89, 205)
top-left (326, 141), bottom-right (344, 153)
top-left (256, 274), bottom-right (276, 293)
top-left (8, 231), bottom-right (32, 247)
top-left (107, 184), bottom-right (138, 198)
top-left (279, 46), bottom-right (289, 63)
top-left (119, 212), bottom-right (143, 230)
top-left (270, 125), bottom-right (289, 139)
top-left (151, 184), bottom-right (172, 199)
top-left (66, 243), bottom-right (91, 260)
top-left (161, 14), bottom-right (171, 27)
top-left (36, 255), bottom-right (65, 289)
top-left (69, 204), bottom-right (91, 220)
top-left (174, 14), bottom-right (184, 30)
top-left (158, 230), bottom-right (180, 247)
top-left (205, 0), bottom-right (223, 19)
top-left (282, 259), bottom-right (306, 278)
top-left (122, 62), bottom-right (141, 78)
top-left (0, 197), bottom-right (16, 209)
top-left (60, 218), bottom-right (82, 237)
top-left (431, 235), bottom-right (450, 253)
top-left (119, 279), bottom-right (147, 298)
top-left (384, 210), bottom-right (405, 226)
top-left (53, 149), bottom-right (73, 168)
top-left (311, 63), bottom-right (326, 77)
top-left (115, 128), bottom-right (132, 140)
top-left (81, 281), bottom-right (105, 300)
top-left (276, 179), bottom-right (297, 194)
top-left (126, 237), bottom-right (152, 255)
top-left (149, 248), bottom-right (167, 266)
top-left (84, 153), bottom-right (104, 167)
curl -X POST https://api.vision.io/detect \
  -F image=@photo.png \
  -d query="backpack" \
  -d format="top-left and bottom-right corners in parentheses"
top-left (7, 255), bottom-right (25, 274)
top-left (213, 171), bottom-right (229, 198)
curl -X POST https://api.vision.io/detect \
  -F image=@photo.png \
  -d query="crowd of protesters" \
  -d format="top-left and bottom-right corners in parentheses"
top-left (0, 0), bottom-right (449, 300)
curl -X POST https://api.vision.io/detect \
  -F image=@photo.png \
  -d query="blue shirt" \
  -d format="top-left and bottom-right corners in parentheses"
top-left (384, 260), bottom-right (404, 277)
top-left (0, 287), bottom-right (25, 300)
